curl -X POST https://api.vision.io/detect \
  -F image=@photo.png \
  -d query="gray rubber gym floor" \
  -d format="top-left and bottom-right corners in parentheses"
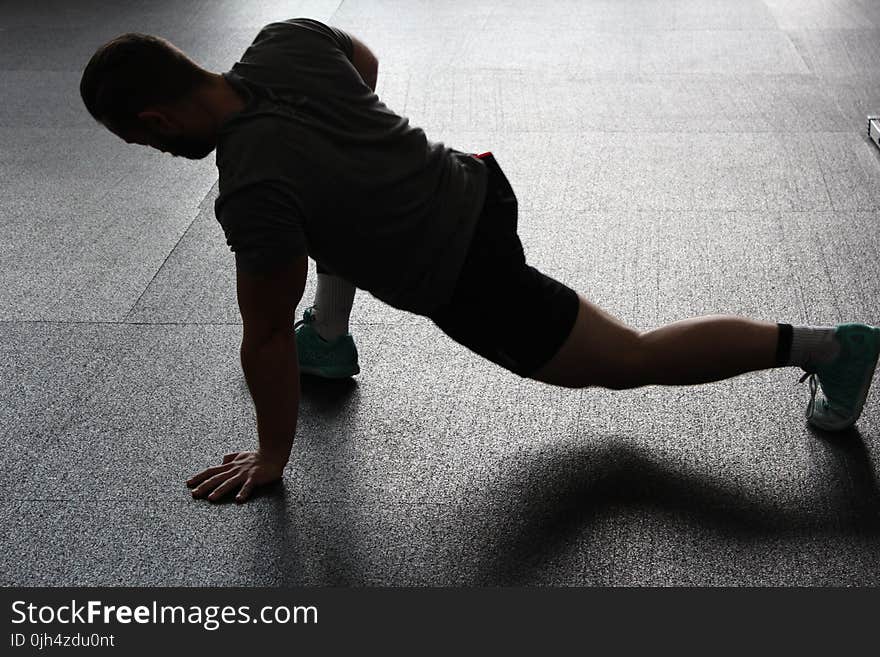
top-left (3, 0), bottom-right (879, 586)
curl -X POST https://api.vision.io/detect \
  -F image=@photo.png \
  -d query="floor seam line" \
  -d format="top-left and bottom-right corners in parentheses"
top-left (120, 182), bottom-right (217, 322)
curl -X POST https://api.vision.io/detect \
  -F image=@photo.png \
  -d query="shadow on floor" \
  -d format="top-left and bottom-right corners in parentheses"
top-left (453, 427), bottom-right (880, 584)
top-left (237, 414), bottom-right (878, 584)
top-left (299, 373), bottom-right (359, 405)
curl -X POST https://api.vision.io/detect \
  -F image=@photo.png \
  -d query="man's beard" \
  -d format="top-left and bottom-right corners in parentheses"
top-left (157, 133), bottom-right (215, 160)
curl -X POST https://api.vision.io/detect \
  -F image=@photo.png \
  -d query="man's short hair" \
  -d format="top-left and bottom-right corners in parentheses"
top-left (80, 33), bottom-right (209, 127)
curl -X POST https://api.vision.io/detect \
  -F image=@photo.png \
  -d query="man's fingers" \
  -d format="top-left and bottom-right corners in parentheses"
top-left (207, 473), bottom-right (246, 502)
top-left (191, 470), bottom-right (237, 498)
top-left (236, 478), bottom-right (256, 504)
top-left (186, 463), bottom-right (234, 488)
top-left (222, 452), bottom-right (239, 464)
top-left (187, 464), bottom-right (232, 488)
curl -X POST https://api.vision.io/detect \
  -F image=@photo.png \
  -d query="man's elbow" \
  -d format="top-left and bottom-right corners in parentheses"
top-left (350, 35), bottom-right (379, 90)
top-left (363, 57), bottom-right (378, 83)
top-left (357, 59), bottom-right (378, 91)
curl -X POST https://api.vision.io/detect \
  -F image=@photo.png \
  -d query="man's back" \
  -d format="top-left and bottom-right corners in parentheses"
top-left (214, 18), bottom-right (488, 315)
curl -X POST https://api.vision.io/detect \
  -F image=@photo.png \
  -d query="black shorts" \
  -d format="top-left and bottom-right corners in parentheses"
top-left (429, 152), bottom-right (580, 378)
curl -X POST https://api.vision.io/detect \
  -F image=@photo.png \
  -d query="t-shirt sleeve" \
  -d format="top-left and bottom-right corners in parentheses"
top-left (282, 17), bottom-right (354, 61)
top-left (215, 180), bottom-right (308, 274)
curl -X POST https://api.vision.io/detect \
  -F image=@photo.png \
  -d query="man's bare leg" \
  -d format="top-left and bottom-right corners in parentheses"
top-left (532, 295), bottom-right (781, 389)
top-left (532, 295), bottom-right (880, 430)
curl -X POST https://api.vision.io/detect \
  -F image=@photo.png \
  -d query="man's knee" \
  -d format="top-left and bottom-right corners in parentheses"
top-left (600, 333), bottom-right (652, 389)
top-left (534, 327), bottom-right (648, 390)
top-left (528, 292), bottom-right (647, 390)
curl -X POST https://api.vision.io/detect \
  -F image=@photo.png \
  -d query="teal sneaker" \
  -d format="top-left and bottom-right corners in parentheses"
top-left (798, 323), bottom-right (880, 431)
top-left (294, 307), bottom-right (360, 378)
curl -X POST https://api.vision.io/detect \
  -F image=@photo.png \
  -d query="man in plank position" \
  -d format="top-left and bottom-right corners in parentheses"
top-left (80, 18), bottom-right (879, 504)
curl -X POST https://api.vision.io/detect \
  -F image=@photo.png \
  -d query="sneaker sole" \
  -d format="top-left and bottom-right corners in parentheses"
top-left (808, 336), bottom-right (880, 431)
top-left (300, 363), bottom-right (361, 379)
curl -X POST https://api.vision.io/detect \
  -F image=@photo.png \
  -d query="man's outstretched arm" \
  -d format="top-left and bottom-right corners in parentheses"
top-left (187, 255), bottom-right (308, 503)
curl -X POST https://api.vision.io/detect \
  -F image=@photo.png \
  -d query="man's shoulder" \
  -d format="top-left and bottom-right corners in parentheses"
top-left (214, 114), bottom-right (312, 217)
top-left (256, 18), bottom-right (351, 52)
top-left (220, 113), bottom-right (281, 145)
top-left (217, 113), bottom-right (304, 172)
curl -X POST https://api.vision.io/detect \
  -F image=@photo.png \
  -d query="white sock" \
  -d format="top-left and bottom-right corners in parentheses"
top-left (312, 272), bottom-right (355, 341)
top-left (788, 326), bottom-right (840, 369)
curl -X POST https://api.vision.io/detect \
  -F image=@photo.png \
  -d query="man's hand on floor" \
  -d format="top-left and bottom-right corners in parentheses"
top-left (186, 451), bottom-right (285, 503)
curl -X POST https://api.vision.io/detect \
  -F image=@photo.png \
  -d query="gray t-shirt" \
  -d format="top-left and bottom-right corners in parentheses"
top-left (214, 18), bottom-right (488, 315)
